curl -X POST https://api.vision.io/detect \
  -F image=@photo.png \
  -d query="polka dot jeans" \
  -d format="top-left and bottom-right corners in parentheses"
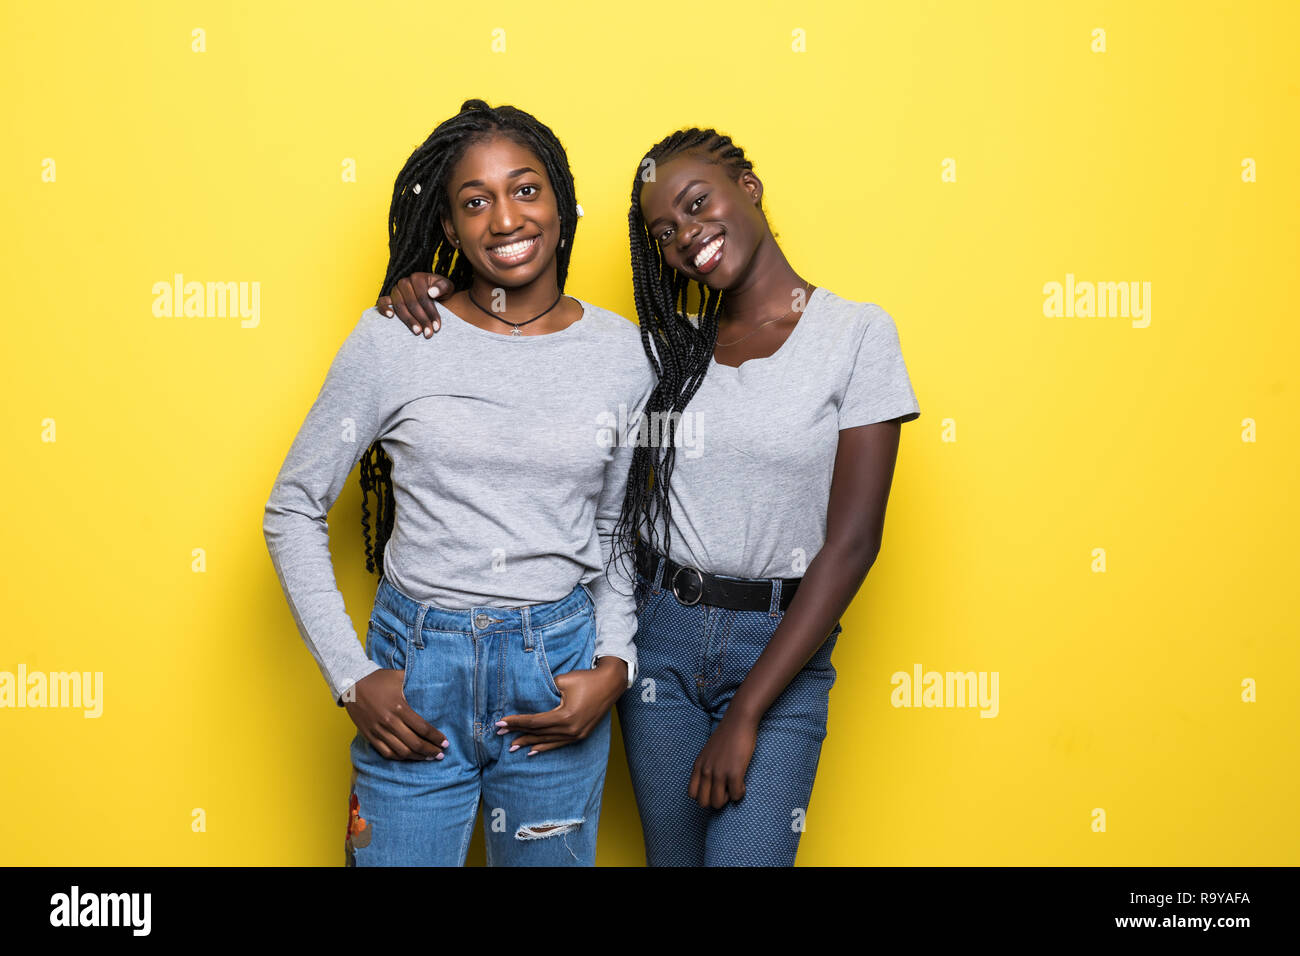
top-left (617, 555), bottom-right (841, 866)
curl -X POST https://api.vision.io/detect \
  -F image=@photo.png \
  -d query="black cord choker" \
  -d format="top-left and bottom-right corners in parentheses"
top-left (467, 290), bottom-right (564, 336)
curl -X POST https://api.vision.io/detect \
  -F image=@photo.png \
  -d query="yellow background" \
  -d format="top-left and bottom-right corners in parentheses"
top-left (2, 0), bottom-right (1296, 865)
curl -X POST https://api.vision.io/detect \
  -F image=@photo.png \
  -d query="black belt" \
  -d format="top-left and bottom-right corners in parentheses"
top-left (634, 540), bottom-right (801, 612)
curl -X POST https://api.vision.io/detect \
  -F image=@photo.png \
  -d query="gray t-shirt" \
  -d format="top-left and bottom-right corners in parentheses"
top-left (263, 299), bottom-right (656, 706)
top-left (641, 285), bottom-right (920, 579)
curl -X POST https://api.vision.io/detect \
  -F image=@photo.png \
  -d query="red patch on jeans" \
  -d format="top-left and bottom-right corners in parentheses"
top-left (345, 788), bottom-right (371, 865)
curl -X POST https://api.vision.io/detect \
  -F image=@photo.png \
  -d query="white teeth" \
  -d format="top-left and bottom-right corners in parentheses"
top-left (693, 236), bottom-right (723, 267)
top-left (491, 237), bottom-right (537, 258)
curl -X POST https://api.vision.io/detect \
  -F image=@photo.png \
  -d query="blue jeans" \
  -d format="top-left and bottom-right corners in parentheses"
top-left (346, 575), bottom-right (611, 866)
top-left (617, 556), bottom-right (841, 866)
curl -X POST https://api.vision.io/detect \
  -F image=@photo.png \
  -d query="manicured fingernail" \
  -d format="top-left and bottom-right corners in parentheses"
top-left (495, 720), bottom-right (507, 727)
top-left (428, 286), bottom-right (441, 298)
top-left (441, 739), bottom-right (450, 747)
top-left (410, 324), bottom-right (419, 334)
top-left (424, 327), bottom-right (432, 337)
top-left (385, 309), bottom-right (393, 317)
top-left (526, 750), bottom-right (537, 757)
top-left (496, 728), bottom-right (507, 735)
top-left (508, 744), bottom-right (520, 752)
top-left (434, 752), bottom-right (444, 760)
top-left (434, 319), bottom-right (441, 332)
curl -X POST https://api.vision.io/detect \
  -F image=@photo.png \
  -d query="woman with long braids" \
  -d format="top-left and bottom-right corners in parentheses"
top-left (380, 126), bottom-right (920, 866)
top-left (263, 100), bottom-right (655, 866)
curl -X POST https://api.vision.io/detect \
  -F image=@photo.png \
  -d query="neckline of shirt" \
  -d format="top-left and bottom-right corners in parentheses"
top-left (435, 295), bottom-right (591, 342)
top-left (709, 285), bottom-right (826, 372)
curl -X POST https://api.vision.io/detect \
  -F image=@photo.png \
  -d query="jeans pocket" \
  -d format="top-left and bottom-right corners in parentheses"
top-left (533, 606), bottom-right (595, 700)
top-left (635, 580), bottom-right (670, 636)
top-left (815, 622), bottom-right (842, 683)
top-left (365, 612), bottom-right (411, 694)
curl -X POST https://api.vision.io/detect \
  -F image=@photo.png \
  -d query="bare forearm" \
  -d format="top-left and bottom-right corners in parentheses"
top-left (726, 538), bottom-right (878, 725)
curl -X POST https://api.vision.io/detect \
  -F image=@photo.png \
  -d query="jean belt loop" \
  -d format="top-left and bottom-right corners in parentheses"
top-left (521, 605), bottom-right (533, 651)
top-left (653, 554), bottom-right (666, 591)
top-left (768, 578), bottom-right (783, 618)
top-left (411, 603), bottom-right (428, 648)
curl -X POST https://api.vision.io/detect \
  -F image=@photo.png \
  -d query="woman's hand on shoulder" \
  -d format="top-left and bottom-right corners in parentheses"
top-left (377, 272), bottom-right (454, 337)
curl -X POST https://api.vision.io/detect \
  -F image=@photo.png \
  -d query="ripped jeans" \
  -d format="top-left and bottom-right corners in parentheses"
top-left (345, 575), bottom-right (611, 866)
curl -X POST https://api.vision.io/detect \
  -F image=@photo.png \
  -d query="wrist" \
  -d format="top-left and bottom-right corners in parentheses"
top-left (723, 693), bottom-right (763, 727)
top-left (593, 655), bottom-right (629, 695)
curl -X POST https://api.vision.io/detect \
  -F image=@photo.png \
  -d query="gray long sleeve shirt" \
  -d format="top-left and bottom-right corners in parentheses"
top-left (263, 300), bottom-right (656, 706)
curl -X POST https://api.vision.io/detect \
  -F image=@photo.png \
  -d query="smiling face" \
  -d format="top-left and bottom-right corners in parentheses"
top-left (440, 132), bottom-right (562, 289)
top-left (639, 152), bottom-right (768, 291)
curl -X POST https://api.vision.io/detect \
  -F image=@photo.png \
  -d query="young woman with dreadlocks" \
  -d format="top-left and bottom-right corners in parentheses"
top-left (380, 126), bottom-right (921, 866)
top-left (263, 100), bottom-right (655, 866)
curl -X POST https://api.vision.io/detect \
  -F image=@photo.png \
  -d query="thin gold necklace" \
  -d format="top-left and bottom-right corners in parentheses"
top-left (716, 308), bottom-right (795, 348)
top-left (716, 283), bottom-right (815, 347)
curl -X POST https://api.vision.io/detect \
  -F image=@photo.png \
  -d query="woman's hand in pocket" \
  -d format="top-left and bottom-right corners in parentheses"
top-left (377, 272), bottom-right (454, 337)
top-left (496, 657), bottom-right (627, 755)
top-left (345, 669), bottom-right (450, 761)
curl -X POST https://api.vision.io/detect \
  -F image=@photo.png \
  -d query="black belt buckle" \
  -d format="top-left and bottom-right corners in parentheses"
top-left (671, 565), bottom-right (705, 606)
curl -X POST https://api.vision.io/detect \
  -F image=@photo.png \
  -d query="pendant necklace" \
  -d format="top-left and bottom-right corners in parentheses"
top-left (467, 290), bottom-right (564, 336)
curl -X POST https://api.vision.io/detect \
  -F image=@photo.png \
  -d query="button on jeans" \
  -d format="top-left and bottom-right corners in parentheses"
top-left (346, 575), bottom-right (611, 866)
top-left (617, 556), bottom-right (840, 866)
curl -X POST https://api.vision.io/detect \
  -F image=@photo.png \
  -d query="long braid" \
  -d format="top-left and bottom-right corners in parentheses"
top-left (608, 128), bottom-right (757, 587)
top-left (360, 99), bottom-right (579, 575)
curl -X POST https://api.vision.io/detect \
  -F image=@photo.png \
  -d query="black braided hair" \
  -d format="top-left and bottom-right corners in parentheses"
top-left (608, 128), bottom-right (760, 588)
top-left (359, 99), bottom-right (580, 575)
